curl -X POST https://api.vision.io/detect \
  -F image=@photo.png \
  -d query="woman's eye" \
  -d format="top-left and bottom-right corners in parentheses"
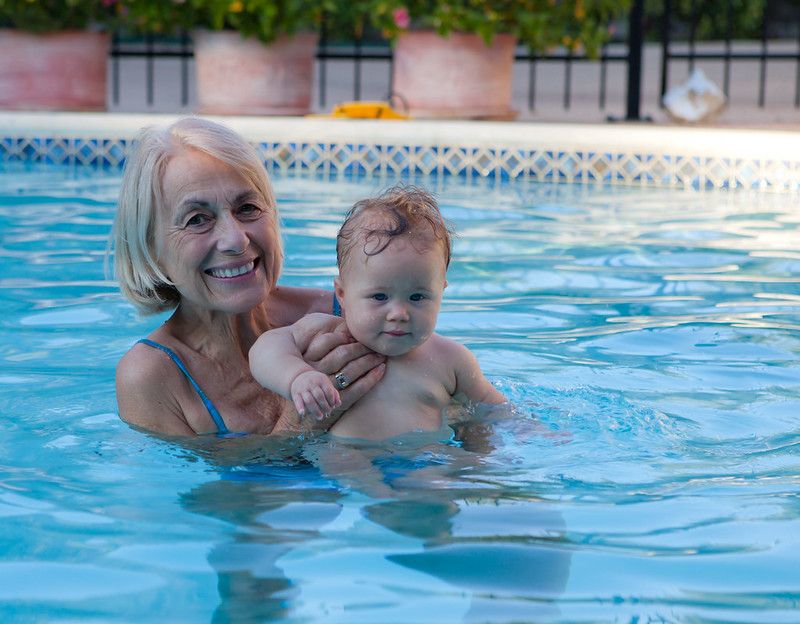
top-left (238, 203), bottom-right (261, 217)
top-left (410, 293), bottom-right (426, 302)
top-left (371, 293), bottom-right (388, 301)
top-left (185, 213), bottom-right (210, 227)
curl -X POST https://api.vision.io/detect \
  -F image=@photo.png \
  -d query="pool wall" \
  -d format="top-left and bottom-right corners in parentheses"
top-left (1, 112), bottom-right (798, 192)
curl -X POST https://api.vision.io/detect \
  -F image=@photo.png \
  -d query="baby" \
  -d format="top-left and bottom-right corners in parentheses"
top-left (250, 185), bottom-right (506, 440)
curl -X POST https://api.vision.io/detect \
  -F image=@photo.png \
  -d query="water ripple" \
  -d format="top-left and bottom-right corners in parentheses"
top-left (1, 169), bottom-right (799, 620)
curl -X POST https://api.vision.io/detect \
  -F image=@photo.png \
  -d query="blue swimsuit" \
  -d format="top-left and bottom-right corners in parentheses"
top-left (137, 338), bottom-right (234, 435)
top-left (138, 294), bottom-right (343, 436)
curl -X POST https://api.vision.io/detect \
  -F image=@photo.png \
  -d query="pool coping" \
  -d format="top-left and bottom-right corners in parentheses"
top-left (1, 112), bottom-right (799, 192)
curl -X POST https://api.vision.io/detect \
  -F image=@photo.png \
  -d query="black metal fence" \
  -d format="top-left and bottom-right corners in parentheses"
top-left (111, 32), bottom-right (192, 108)
top-left (110, 0), bottom-right (800, 119)
top-left (659, 0), bottom-right (800, 109)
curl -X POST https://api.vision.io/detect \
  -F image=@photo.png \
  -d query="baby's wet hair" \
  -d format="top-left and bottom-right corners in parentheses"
top-left (336, 185), bottom-right (453, 269)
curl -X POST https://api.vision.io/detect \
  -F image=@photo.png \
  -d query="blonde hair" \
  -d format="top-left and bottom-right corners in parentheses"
top-left (337, 185), bottom-right (452, 271)
top-left (112, 117), bottom-right (282, 314)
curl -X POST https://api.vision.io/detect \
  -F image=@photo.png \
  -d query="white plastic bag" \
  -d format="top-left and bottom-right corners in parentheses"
top-left (662, 68), bottom-right (727, 123)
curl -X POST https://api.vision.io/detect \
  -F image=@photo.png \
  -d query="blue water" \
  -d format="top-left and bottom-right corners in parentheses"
top-left (1, 163), bottom-right (799, 622)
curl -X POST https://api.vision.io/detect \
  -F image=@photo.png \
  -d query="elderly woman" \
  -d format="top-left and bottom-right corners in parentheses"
top-left (113, 117), bottom-right (384, 435)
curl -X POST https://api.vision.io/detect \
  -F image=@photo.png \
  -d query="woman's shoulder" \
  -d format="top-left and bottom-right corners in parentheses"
top-left (117, 339), bottom-right (172, 385)
top-left (116, 338), bottom-right (195, 434)
top-left (269, 286), bottom-right (334, 327)
top-left (290, 311), bottom-right (346, 339)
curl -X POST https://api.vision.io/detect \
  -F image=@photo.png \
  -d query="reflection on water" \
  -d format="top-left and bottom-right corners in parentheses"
top-left (1, 165), bottom-right (799, 621)
top-left (182, 476), bottom-right (342, 622)
top-left (182, 428), bottom-right (572, 623)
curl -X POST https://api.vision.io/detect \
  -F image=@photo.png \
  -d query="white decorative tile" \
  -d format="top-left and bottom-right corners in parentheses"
top-left (0, 113), bottom-right (798, 192)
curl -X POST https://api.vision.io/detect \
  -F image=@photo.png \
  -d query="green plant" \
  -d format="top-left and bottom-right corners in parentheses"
top-left (198, 0), bottom-right (328, 42)
top-left (366, 0), bottom-right (631, 57)
top-left (0, 0), bottom-right (630, 54)
top-left (646, 0), bottom-right (800, 41)
top-left (117, 0), bottom-right (193, 35)
top-left (0, 0), bottom-right (119, 31)
top-left (123, 0), bottom-right (338, 42)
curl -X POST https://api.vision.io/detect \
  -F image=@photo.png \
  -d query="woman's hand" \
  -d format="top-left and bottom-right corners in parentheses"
top-left (302, 321), bottom-right (386, 420)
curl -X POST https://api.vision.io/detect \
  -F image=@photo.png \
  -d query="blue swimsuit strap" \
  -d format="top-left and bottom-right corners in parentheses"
top-left (136, 338), bottom-right (231, 435)
top-left (136, 293), bottom-right (339, 436)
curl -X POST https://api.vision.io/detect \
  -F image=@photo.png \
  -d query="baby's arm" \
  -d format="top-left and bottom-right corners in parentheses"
top-left (249, 313), bottom-right (342, 418)
top-left (446, 338), bottom-right (507, 406)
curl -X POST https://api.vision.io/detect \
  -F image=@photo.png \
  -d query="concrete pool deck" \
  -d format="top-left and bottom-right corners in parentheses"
top-left (1, 111), bottom-right (798, 192)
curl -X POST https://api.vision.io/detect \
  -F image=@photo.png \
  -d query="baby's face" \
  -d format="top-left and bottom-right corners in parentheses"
top-left (335, 238), bottom-right (447, 357)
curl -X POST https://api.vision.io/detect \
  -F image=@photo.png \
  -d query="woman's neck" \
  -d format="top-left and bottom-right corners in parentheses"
top-left (164, 303), bottom-right (271, 361)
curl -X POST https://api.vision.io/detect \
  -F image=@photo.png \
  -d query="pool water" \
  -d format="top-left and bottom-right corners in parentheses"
top-left (1, 163), bottom-right (799, 622)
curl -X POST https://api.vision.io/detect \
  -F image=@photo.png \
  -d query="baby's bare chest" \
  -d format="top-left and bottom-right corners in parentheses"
top-left (332, 354), bottom-right (455, 439)
top-left (373, 358), bottom-right (453, 408)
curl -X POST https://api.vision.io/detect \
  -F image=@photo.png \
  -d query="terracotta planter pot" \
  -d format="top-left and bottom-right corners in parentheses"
top-left (193, 30), bottom-right (317, 116)
top-left (0, 29), bottom-right (109, 111)
top-left (392, 31), bottom-right (517, 120)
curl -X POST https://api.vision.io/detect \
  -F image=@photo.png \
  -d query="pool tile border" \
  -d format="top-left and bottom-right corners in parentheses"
top-left (0, 112), bottom-right (798, 192)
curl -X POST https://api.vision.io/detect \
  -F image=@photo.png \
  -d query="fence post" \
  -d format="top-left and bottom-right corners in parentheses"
top-left (625, 0), bottom-right (645, 120)
top-left (660, 0), bottom-right (672, 104)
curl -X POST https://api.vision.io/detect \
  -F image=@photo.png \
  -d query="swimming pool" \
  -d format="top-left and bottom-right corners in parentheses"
top-left (1, 162), bottom-right (799, 621)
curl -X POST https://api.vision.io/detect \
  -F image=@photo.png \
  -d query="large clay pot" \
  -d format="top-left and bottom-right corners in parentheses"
top-left (193, 30), bottom-right (317, 115)
top-left (391, 31), bottom-right (517, 120)
top-left (0, 29), bottom-right (109, 111)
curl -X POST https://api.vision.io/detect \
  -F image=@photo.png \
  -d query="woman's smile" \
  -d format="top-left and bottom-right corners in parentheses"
top-left (205, 258), bottom-right (259, 280)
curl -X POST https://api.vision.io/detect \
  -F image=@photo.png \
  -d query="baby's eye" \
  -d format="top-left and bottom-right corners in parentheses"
top-left (410, 293), bottom-right (426, 302)
top-left (371, 293), bottom-right (388, 301)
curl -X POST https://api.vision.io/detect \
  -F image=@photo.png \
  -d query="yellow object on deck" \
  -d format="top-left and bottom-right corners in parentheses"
top-left (310, 101), bottom-right (409, 120)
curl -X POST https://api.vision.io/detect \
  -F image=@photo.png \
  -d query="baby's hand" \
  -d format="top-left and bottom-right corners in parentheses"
top-left (290, 370), bottom-right (341, 420)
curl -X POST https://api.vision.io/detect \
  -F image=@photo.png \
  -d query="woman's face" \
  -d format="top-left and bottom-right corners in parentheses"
top-left (155, 148), bottom-right (280, 315)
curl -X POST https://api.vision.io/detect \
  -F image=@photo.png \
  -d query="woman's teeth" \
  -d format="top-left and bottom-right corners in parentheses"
top-left (208, 261), bottom-right (254, 278)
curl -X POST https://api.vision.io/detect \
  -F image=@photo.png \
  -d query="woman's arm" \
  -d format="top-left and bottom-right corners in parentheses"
top-left (267, 286), bottom-right (334, 326)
